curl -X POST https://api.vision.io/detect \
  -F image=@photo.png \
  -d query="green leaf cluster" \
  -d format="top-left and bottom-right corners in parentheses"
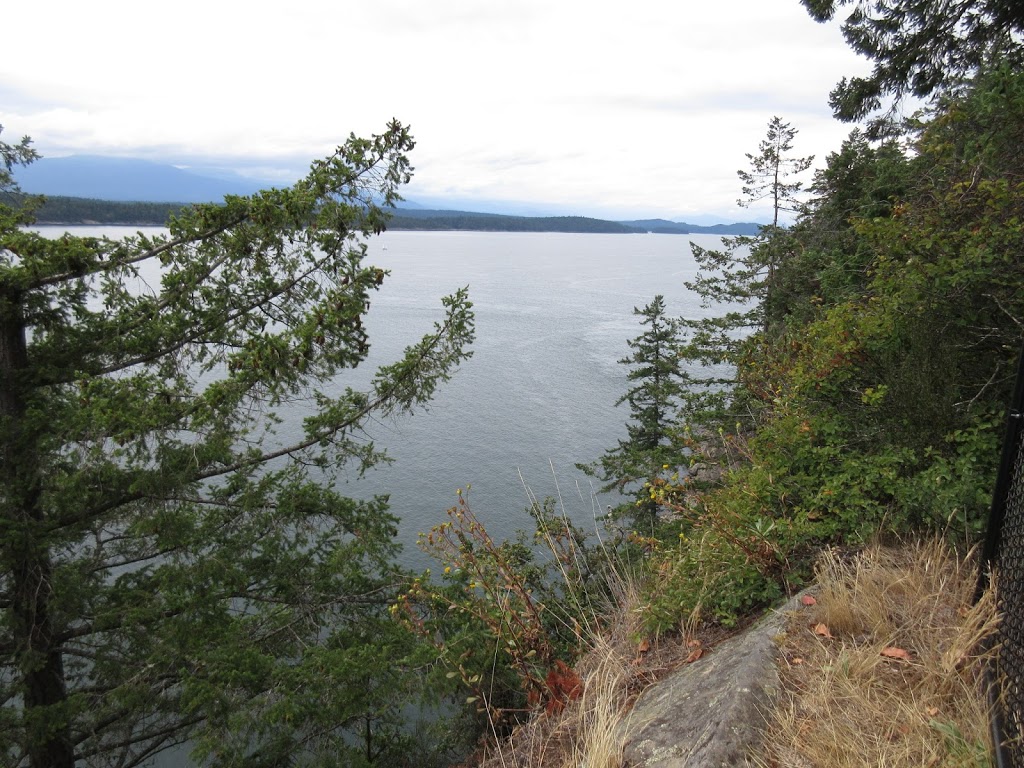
top-left (802, 0), bottom-right (1024, 129)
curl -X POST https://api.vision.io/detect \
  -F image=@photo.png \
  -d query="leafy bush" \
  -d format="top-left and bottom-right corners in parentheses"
top-left (397, 492), bottom-right (621, 732)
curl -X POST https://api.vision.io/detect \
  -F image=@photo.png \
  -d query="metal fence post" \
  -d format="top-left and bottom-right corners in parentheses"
top-left (978, 342), bottom-right (1024, 766)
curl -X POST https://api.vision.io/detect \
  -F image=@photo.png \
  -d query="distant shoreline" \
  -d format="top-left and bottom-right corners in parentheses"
top-left (24, 195), bottom-right (762, 236)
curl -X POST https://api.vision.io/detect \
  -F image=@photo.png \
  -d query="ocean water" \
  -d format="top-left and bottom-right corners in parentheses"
top-left (35, 227), bottom-right (727, 570)
top-left (339, 230), bottom-right (723, 570)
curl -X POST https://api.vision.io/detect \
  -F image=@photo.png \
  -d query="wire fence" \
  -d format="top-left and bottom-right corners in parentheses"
top-left (979, 344), bottom-right (1024, 767)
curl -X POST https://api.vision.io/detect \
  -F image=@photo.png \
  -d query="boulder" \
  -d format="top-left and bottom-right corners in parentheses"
top-left (620, 593), bottom-right (804, 767)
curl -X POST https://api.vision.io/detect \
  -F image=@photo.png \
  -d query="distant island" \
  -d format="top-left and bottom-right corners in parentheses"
top-left (387, 208), bottom-right (761, 235)
top-left (24, 196), bottom-right (762, 236)
top-left (13, 155), bottom-right (764, 235)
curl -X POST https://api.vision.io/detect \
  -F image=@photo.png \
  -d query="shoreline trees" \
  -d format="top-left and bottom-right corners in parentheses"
top-left (639, 2), bottom-right (1024, 637)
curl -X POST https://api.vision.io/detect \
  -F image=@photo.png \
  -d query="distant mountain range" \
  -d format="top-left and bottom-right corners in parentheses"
top-left (14, 154), bottom-right (762, 235)
top-left (14, 155), bottom-right (268, 203)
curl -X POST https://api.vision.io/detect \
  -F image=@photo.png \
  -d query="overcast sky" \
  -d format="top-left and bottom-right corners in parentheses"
top-left (1, 0), bottom-right (873, 221)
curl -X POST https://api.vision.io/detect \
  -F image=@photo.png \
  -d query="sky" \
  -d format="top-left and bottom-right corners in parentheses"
top-left (1, 0), bottom-right (875, 222)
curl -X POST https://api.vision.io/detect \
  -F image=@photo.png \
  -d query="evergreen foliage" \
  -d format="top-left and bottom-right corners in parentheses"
top-left (737, 116), bottom-right (814, 230)
top-left (623, 6), bottom-right (1024, 636)
top-left (0, 122), bottom-right (475, 768)
top-left (680, 117), bottom-right (814, 423)
top-left (580, 296), bottom-right (688, 525)
top-left (802, 0), bottom-right (1024, 128)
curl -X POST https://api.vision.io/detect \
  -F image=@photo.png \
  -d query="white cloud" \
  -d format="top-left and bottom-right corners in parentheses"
top-left (1, 0), bottom-right (871, 219)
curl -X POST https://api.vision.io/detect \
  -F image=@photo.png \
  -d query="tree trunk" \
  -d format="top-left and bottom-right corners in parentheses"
top-left (1, 298), bottom-right (75, 768)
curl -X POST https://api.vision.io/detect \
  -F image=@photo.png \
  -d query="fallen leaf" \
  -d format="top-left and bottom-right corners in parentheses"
top-left (637, 639), bottom-right (650, 654)
top-left (684, 646), bottom-right (703, 663)
top-left (800, 594), bottom-right (817, 606)
top-left (791, 657), bottom-right (804, 665)
top-left (881, 646), bottom-right (912, 661)
top-left (686, 638), bottom-right (702, 649)
top-left (926, 706), bottom-right (940, 717)
top-left (813, 623), bottom-right (833, 639)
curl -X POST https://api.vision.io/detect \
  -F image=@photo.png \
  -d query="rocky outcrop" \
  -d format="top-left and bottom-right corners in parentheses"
top-left (619, 593), bottom-right (804, 767)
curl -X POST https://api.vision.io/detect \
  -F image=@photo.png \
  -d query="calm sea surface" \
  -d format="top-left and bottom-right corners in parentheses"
top-left (38, 227), bottom-right (726, 571)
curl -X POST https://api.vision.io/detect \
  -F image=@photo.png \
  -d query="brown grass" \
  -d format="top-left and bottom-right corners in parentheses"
top-left (754, 538), bottom-right (1000, 768)
top-left (475, 573), bottom-right (648, 768)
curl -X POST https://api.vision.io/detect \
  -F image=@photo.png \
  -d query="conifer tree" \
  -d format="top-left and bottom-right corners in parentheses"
top-left (687, 117), bottom-right (812, 322)
top-left (802, 0), bottom-right (1024, 127)
top-left (738, 116), bottom-right (814, 232)
top-left (681, 118), bottom-right (812, 421)
top-left (582, 296), bottom-right (688, 524)
top-left (0, 123), bottom-right (474, 768)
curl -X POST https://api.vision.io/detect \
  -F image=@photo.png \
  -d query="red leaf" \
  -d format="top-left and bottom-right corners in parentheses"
top-left (800, 594), bottom-right (817, 606)
top-left (545, 659), bottom-right (583, 711)
top-left (813, 623), bottom-right (833, 639)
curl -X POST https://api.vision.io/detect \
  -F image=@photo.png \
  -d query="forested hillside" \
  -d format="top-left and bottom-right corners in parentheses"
top-left (619, 0), bottom-right (1024, 630)
top-left (23, 195), bottom-right (763, 235)
top-left (385, 209), bottom-right (640, 233)
top-left (399, 18), bottom-right (1024, 746)
top-left (29, 195), bottom-right (190, 225)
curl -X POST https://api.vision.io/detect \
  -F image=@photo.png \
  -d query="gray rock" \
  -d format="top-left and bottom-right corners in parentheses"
top-left (620, 593), bottom-right (805, 767)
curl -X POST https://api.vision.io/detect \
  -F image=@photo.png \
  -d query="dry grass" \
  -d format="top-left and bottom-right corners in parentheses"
top-left (755, 538), bottom-right (1001, 767)
top-left (475, 574), bottom-right (648, 768)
